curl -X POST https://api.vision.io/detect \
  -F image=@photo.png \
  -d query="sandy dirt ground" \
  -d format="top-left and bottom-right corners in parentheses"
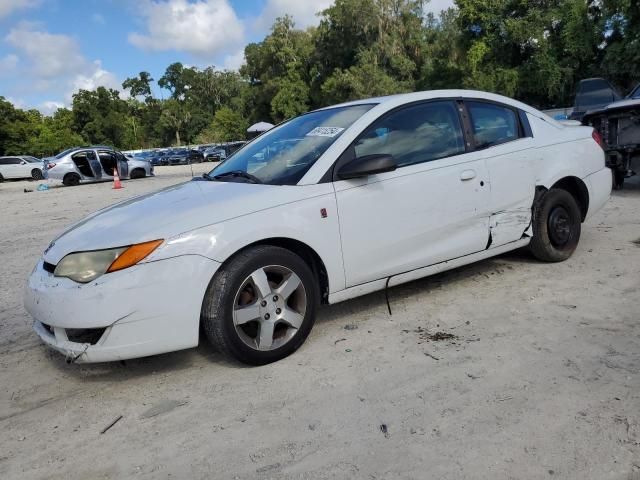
top-left (0, 165), bottom-right (639, 480)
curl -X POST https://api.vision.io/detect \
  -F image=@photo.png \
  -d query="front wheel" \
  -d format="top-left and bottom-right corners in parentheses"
top-left (201, 246), bottom-right (319, 365)
top-left (529, 189), bottom-right (581, 262)
top-left (130, 168), bottom-right (146, 179)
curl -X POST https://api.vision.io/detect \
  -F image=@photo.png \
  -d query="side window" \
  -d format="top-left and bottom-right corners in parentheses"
top-left (0, 158), bottom-right (7, 165)
top-left (467, 101), bottom-right (520, 148)
top-left (354, 101), bottom-right (465, 168)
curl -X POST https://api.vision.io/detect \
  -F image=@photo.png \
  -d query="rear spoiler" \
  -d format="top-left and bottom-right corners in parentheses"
top-left (558, 120), bottom-right (582, 127)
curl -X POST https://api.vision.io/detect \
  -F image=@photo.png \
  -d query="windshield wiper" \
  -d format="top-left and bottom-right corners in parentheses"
top-left (212, 170), bottom-right (263, 184)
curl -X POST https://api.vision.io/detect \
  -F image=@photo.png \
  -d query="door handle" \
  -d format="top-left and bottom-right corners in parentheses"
top-left (460, 169), bottom-right (476, 181)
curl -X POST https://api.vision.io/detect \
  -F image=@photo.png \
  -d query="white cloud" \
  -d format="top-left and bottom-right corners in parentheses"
top-left (6, 96), bottom-right (25, 109)
top-left (128, 0), bottom-right (244, 57)
top-left (222, 49), bottom-right (244, 71)
top-left (255, 0), bottom-right (333, 31)
top-left (6, 23), bottom-right (86, 78)
top-left (40, 100), bottom-right (64, 115)
top-left (67, 60), bottom-right (125, 101)
top-left (425, 0), bottom-right (455, 14)
top-left (0, 53), bottom-right (19, 73)
top-left (3, 23), bottom-right (122, 111)
top-left (0, 0), bottom-right (40, 19)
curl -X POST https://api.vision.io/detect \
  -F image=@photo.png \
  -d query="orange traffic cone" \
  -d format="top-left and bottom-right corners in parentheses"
top-left (113, 167), bottom-right (123, 189)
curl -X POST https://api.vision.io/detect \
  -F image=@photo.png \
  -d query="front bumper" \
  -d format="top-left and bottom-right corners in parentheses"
top-left (25, 255), bottom-right (220, 363)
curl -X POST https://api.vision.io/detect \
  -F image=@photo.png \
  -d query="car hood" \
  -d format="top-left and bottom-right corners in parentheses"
top-left (44, 180), bottom-right (310, 264)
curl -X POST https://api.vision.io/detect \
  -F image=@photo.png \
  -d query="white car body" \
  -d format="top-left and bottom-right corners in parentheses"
top-left (0, 156), bottom-right (43, 180)
top-left (24, 90), bottom-right (611, 363)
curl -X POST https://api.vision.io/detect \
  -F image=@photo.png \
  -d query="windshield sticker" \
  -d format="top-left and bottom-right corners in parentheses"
top-left (306, 127), bottom-right (345, 138)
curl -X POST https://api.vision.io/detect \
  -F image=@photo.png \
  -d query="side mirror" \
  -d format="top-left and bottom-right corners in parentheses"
top-left (337, 154), bottom-right (397, 180)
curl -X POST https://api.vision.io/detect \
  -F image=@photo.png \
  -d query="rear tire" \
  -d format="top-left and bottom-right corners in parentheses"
top-left (0, 173), bottom-right (4, 182)
top-left (529, 189), bottom-right (581, 262)
top-left (63, 173), bottom-right (81, 187)
top-left (201, 246), bottom-right (319, 365)
top-left (32, 169), bottom-right (44, 180)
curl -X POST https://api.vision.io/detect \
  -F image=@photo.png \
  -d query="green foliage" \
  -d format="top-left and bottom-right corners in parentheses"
top-left (2, 0), bottom-right (640, 156)
top-left (122, 71), bottom-right (154, 100)
top-left (195, 107), bottom-right (248, 143)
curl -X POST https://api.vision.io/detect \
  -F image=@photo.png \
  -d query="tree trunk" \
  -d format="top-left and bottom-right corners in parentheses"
top-left (175, 129), bottom-right (181, 146)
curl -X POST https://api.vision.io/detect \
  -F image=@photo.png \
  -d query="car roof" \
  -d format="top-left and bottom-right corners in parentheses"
top-left (315, 89), bottom-right (560, 126)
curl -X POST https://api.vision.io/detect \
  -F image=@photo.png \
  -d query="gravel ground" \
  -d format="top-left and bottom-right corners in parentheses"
top-left (0, 166), bottom-right (639, 480)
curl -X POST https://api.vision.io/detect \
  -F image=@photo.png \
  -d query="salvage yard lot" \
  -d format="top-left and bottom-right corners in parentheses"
top-left (1, 167), bottom-right (639, 479)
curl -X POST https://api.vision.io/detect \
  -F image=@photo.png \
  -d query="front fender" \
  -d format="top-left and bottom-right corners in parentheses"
top-left (143, 190), bottom-right (346, 293)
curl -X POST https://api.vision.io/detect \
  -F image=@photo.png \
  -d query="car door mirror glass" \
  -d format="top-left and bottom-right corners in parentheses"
top-left (337, 154), bottom-right (396, 180)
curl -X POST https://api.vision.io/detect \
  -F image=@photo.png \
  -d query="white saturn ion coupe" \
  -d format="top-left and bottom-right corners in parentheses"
top-left (25, 90), bottom-right (612, 365)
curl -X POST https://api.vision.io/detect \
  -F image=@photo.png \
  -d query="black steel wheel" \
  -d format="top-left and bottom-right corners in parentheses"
top-left (529, 188), bottom-right (581, 262)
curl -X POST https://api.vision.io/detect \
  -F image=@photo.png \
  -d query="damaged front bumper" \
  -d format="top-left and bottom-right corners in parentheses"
top-left (25, 255), bottom-right (221, 363)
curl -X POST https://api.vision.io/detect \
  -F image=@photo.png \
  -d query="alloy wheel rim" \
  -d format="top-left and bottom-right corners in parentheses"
top-left (232, 265), bottom-right (307, 351)
top-left (548, 206), bottom-right (572, 247)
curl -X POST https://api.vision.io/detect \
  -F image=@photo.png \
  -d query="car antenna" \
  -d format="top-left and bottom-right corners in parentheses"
top-left (384, 277), bottom-right (392, 316)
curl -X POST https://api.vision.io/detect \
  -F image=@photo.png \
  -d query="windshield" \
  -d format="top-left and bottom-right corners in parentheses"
top-left (208, 104), bottom-right (374, 185)
top-left (630, 85), bottom-right (640, 99)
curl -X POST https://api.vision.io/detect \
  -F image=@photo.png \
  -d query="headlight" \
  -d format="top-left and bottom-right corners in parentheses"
top-left (54, 239), bottom-right (163, 283)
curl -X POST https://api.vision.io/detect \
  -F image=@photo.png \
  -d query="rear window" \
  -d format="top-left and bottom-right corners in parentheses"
top-left (467, 102), bottom-right (520, 149)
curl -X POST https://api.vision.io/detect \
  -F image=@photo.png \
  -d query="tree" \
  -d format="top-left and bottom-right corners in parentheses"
top-left (241, 15), bottom-right (315, 122)
top-left (158, 62), bottom-right (196, 100)
top-left (122, 71), bottom-right (154, 101)
top-left (195, 107), bottom-right (248, 143)
top-left (71, 87), bottom-right (135, 148)
top-left (160, 99), bottom-right (192, 146)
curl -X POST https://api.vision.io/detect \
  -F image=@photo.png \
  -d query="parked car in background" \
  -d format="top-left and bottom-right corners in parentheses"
top-left (46, 146), bottom-right (153, 186)
top-left (166, 148), bottom-right (204, 165)
top-left (25, 90), bottom-right (610, 365)
top-left (204, 142), bottom-right (247, 162)
top-left (203, 146), bottom-right (226, 162)
top-left (569, 78), bottom-right (622, 121)
top-left (0, 156), bottom-right (44, 181)
top-left (582, 80), bottom-right (640, 188)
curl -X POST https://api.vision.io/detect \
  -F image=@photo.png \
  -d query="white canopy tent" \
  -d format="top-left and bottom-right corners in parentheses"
top-left (247, 122), bottom-right (274, 133)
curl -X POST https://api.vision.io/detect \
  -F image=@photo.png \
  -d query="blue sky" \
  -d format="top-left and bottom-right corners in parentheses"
top-left (0, 0), bottom-right (454, 114)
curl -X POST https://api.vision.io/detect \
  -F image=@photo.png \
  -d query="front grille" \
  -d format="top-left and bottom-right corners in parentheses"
top-left (43, 261), bottom-right (56, 274)
top-left (66, 328), bottom-right (107, 345)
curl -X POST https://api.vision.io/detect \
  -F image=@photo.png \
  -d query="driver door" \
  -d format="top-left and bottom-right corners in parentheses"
top-left (333, 100), bottom-right (491, 287)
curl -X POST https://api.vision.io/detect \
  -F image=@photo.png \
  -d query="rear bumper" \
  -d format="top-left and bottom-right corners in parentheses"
top-left (25, 255), bottom-right (221, 363)
top-left (584, 167), bottom-right (612, 221)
